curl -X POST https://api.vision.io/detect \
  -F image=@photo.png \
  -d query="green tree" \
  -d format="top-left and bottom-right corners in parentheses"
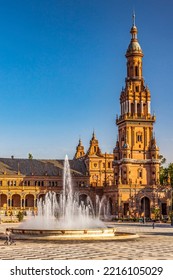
top-left (160, 162), bottom-right (173, 186)
top-left (17, 211), bottom-right (24, 222)
top-left (159, 155), bottom-right (166, 165)
top-left (152, 207), bottom-right (160, 220)
top-left (159, 155), bottom-right (167, 185)
top-left (28, 153), bottom-right (33, 160)
top-left (168, 163), bottom-right (173, 186)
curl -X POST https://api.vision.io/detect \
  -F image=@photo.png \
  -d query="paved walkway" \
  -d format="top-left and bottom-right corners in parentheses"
top-left (0, 222), bottom-right (173, 260)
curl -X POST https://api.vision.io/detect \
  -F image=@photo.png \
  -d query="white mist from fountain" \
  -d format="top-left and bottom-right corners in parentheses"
top-left (20, 155), bottom-right (105, 229)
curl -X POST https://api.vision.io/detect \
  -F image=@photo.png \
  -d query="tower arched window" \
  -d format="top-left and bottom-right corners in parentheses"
top-left (138, 169), bottom-right (143, 178)
top-left (131, 103), bottom-right (134, 114)
top-left (136, 86), bottom-right (139, 92)
top-left (137, 103), bottom-right (140, 116)
top-left (137, 133), bottom-right (142, 142)
top-left (135, 66), bottom-right (139, 76)
top-left (143, 103), bottom-right (147, 115)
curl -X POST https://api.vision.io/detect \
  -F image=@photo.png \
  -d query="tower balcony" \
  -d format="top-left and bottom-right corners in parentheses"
top-left (116, 113), bottom-right (156, 125)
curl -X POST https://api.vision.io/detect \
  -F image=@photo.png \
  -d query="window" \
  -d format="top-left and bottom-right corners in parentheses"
top-left (137, 133), bottom-right (142, 142)
top-left (161, 203), bottom-right (167, 215)
top-left (124, 203), bottom-right (129, 215)
top-left (136, 86), bottom-right (139, 92)
top-left (135, 66), bottom-right (138, 76)
top-left (108, 162), bottom-right (111, 168)
top-left (143, 103), bottom-right (147, 115)
top-left (138, 169), bottom-right (143, 178)
top-left (137, 103), bottom-right (140, 115)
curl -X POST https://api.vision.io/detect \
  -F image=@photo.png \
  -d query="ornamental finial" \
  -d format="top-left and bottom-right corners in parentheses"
top-left (132, 11), bottom-right (136, 26)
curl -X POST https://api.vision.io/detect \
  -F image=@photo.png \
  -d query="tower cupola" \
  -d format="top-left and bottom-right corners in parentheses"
top-left (74, 138), bottom-right (85, 159)
top-left (87, 132), bottom-right (102, 156)
top-left (126, 13), bottom-right (143, 57)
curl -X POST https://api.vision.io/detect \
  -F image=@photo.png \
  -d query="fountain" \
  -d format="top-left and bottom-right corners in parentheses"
top-left (10, 156), bottom-right (138, 240)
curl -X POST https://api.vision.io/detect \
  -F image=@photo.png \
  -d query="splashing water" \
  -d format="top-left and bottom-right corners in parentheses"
top-left (20, 155), bottom-right (105, 229)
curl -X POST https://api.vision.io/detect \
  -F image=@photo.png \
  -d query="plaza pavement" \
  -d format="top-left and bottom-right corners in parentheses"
top-left (0, 222), bottom-right (173, 260)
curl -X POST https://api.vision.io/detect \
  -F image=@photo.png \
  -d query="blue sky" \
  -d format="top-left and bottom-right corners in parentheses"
top-left (0, 0), bottom-right (173, 164)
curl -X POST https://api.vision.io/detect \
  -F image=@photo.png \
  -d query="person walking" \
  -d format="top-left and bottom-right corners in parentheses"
top-left (152, 221), bottom-right (155, 229)
top-left (4, 228), bottom-right (15, 245)
top-left (4, 228), bottom-right (11, 245)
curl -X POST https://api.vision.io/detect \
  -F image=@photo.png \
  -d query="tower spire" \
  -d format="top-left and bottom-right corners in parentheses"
top-left (132, 11), bottom-right (136, 26)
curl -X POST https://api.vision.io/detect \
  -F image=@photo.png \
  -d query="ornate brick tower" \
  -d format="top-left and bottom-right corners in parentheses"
top-left (114, 15), bottom-right (160, 217)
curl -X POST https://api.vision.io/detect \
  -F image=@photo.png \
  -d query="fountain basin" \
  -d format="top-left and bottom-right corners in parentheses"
top-left (10, 227), bottom-right (139, 241)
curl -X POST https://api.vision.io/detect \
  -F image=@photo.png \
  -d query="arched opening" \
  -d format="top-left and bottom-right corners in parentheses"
top-left (108, 198), bottom-right (113, 215)
top-left (143, 103), bottom-right (147, 115)
top-left (38, 194), bottom-right (46, 202)
top-left (138, 168), bottom-right (143, 178)
top-left (0, 194), bottom-right (7, 208)
top-left (135, 66), bottom-right (139, 76)
top-left (131, 103), bottom-right (134, 114)
top-left (99, 195), bottom-right (112, 218)
top-left (141, 197), bottom-right (150, 218)
top-left (79, 194), bottom-right (89, 206)
top-left (79, 193), bottom-right (94, 215)
top-left (56, 193), bottom-right (60, 204)
top-left (12, 194), bottom-right (21, 208)
top-left (137, 103), bottom-right (140, 116)
top-left (25, 194), bottom-right (34, 207)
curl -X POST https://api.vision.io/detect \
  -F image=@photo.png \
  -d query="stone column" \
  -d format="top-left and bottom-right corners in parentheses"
top-left (147, 101), bottom-right (151, 114)
top-left (141, 100), bottom-right (143, 114)
top-left (128, 100), bottom-right (131, 114)
top-left (135, 100), bottom-right (137, 114)
top-left (34, 197), bottom-right (37, 208)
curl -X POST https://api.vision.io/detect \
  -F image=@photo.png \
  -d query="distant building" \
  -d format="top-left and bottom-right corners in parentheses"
top-left (0, 17), bottom-right (171, 220)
